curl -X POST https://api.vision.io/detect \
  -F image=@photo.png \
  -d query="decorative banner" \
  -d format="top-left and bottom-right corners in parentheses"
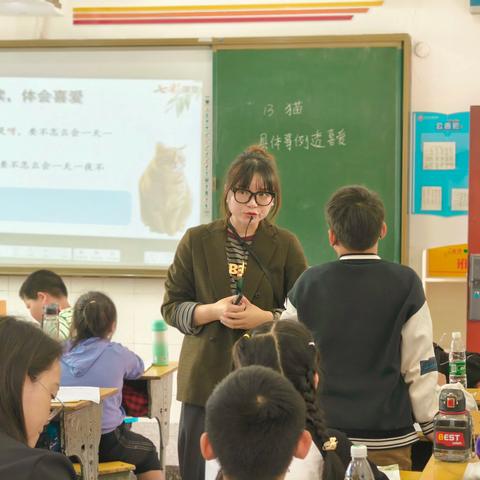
top-left (412, 112), bottom-right (470, 217)
top-left (73, 0), bottom-right (384, 25)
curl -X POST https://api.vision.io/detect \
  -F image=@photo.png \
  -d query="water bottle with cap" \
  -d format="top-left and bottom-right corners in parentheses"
top-left (42, 303), bottom-right (60, 339)
top-left (449, 331), bottom-right (467, 388)
top-left (152, 318), bottom-right (169, 366)
top-left (433, 388), bottom-right (472, 462)
top-left (344, 445), bottom-right (374, 480)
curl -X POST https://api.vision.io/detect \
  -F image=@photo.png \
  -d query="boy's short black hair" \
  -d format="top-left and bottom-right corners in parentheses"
top-left (325, 185), bottom-right (385, 251)
top-left (19, 269), bottom-right (68, 300)
top-left (205, 365), bottom-right (306, 480)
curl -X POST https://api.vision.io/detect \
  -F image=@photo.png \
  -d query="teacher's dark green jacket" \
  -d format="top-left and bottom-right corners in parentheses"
top-left (161, 219), bottom-right (307, 407)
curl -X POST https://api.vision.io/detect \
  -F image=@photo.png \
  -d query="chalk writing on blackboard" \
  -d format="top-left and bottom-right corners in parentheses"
top-left (259, 128), bottom-right (347, 151)
top-left (263, 100), bottom-right (303, 118)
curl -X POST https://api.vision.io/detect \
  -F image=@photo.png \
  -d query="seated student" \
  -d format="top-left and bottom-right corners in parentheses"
top-left (0, 315), bottom-right (76, 480)
top-left (19, 269), bottom-right (72, 340)
top-left (231, 320), bottom-right (387, 480)
top-left (201, 365), bottom-right (312, 480)
top-left (60, 291), bottom-right (163, 480)
top-left (282, 185), bottom-right (438, 470)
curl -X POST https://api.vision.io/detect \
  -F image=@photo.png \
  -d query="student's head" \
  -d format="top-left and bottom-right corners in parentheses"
top-left (222, 145), bottom-right (281, 231)
top-left (201, 365), bottom-right (311, 480)
top-left (325, 185), bottom-right (386, 252)
top-left (19, 269), bottom-right (69, 322)
top-left (70, 291), bottom-right (116, 348)
top-left (233, 320), bottom-right (346, 480)
top-left (0, 316), bottom-right (63, 448)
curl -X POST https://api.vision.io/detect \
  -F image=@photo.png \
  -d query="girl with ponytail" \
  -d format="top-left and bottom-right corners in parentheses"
top-left (61, 292), bottom-right (164, 480)
top-left (229, 320), bottom-right (387, 480)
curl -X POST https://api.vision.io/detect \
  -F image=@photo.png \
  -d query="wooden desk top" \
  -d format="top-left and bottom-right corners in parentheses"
top-left (467, 388), bottom-right (479, 405)
top-left (473, 409), bottom-right (480, 436)
top-left (419, 456), bottom-right (478, 480)
top-left (400, 471), bottom-right (421, 480)
top-left (52, 387), bottom-right (117, 411)
top-left (141, 362), bottom-right (178, 379)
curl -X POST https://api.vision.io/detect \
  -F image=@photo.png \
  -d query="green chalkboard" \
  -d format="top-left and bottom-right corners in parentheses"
top-left (213, 37), bottom-right (409, 266)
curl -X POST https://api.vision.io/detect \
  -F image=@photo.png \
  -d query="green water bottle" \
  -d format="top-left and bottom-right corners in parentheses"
top-left (152, 318), bottom-right (169, 366)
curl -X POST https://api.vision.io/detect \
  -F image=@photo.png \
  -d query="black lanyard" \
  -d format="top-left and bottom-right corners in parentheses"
top-left (227, 221), bottom-right (283, 308)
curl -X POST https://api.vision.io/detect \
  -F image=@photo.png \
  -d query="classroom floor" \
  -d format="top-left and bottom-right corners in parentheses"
top-left (166, 423), bottom-right (181, 480)
top-left (131, 420), bottom-right (180, 479)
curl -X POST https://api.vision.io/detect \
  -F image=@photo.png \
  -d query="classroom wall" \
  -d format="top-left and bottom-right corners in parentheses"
top-left (1, 0), bottom-right (480, 424)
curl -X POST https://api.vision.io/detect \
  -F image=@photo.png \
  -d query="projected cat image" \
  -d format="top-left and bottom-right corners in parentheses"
top-left (139, 143), bottom-right (192, 236)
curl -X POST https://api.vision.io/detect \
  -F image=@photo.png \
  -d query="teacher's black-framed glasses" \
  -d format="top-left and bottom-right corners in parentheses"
top-left (232, 187), bottom-right (275, 206)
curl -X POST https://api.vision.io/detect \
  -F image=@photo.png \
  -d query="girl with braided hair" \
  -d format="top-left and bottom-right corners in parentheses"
top-left (229, 320), bottom-right (387, 480)
top-left (162, 145), bottom-right (307, 480)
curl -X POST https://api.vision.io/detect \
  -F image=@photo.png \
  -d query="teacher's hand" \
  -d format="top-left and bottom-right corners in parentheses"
top-left (220, 296), bottom-right (273, 330)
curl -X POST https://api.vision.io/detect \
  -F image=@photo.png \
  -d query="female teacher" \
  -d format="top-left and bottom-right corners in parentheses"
top-left (161, 145), bottom-right (307, 480)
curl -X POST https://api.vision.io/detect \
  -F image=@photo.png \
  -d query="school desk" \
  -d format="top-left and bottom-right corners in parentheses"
top-left (418, 455), bottom-right (479, 480)
top-left (52, 387), bottom-right (117, 480)
top-left (400, 471), bottom-right (422, 479)
top-left (467, 388), bottom-right (480, 406)
top-left (140, 362), bottom-right (178, 469)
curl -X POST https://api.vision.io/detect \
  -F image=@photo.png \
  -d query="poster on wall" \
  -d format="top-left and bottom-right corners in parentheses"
top-left (411, 112), bottom-right (470, 216)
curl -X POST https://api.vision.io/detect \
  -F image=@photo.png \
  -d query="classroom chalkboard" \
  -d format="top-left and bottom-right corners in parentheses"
top-left (213, 36), bottom-right (409, 266)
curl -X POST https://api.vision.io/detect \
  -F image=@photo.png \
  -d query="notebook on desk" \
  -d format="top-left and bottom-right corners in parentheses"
top-left (57, 386), bottom-right (100, 403)
top-left (463, 462), bottom-right (480, 480)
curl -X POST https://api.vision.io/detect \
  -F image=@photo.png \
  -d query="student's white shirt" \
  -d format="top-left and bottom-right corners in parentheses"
top-left (205, 443), bottom-right (323, 480)
top-left (286, 442), bottom-right (323, 479)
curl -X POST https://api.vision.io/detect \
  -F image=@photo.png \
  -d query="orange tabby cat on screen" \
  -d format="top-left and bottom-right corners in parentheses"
top-left (139, 143), bottom-right (192, 236)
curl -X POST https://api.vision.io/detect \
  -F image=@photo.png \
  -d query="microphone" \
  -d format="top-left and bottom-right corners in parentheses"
top-left (233, 293), bottom-right (244, 305)
top-left (245, 215), bottom-right (254, 234)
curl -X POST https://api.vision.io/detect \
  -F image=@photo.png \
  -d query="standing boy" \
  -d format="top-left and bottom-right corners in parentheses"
top-left (200, 365), bottom-right (311, 480)
top-left (19, 269), bottom-right (72, 340)
top-left (282, 185), bottom-right (438, 470)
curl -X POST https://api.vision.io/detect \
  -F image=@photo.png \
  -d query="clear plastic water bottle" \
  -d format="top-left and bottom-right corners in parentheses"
top-left (344, 445), bottom-right (374, 480)
top-left (449, 331), bottom-right (467, 387)
top-left (42, 303), bottom-right (60, 339)
top-left (152, 318), bottom-right (169, 366)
